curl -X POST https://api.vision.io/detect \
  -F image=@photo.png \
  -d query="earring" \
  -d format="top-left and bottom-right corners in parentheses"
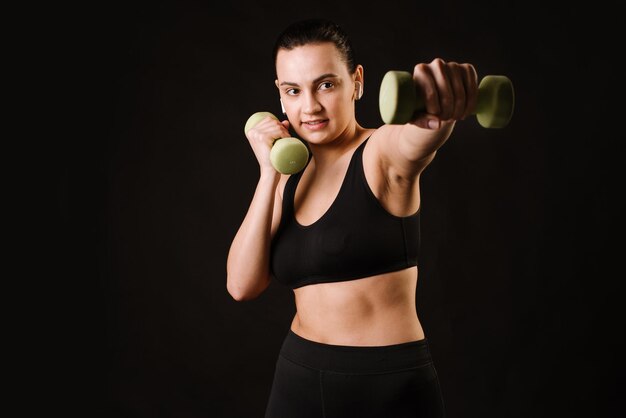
top-left (355, 81), bottom-right (363, 100)
top-left (280, 99), bottom-right (286, 115)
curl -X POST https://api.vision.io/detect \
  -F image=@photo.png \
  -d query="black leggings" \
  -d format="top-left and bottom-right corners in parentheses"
top-left (265, 329), bottom-right (446, 418)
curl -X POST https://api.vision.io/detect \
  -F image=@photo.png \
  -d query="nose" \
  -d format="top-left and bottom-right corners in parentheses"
top-left (302, 90), bottom-right (322, 115)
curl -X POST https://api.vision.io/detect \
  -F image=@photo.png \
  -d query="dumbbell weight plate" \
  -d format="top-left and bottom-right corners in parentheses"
top-left (475, 76), bottom-right (515, 129)
top-left (244, 111), bottom-right (309, 175)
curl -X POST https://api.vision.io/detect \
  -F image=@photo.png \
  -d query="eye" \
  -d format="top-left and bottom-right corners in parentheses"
top-left (319, 82), bottom-right (334, 90)
top-left (286, 88), bottom-right (299, 96)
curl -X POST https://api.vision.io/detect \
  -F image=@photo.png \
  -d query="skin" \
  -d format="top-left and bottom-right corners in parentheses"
top-left (227, 41), bottom-right (477, 346)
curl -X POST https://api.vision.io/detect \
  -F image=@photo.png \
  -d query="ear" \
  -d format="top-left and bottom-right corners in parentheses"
top-left (354, 64), bottom-right (364, 84)
top-left (353, 65), bottom-right (365, 100)
top-left (354, 81), bottom-right (363, 100)
top-left (275, 79), bottom-right (280, 90)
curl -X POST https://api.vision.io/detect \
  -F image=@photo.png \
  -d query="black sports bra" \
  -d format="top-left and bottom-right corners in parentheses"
top-left (269, 136), bottom-right (420, 289)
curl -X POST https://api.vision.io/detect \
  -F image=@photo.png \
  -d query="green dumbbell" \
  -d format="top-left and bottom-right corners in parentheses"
top-left (244, 111), bottom-right (309, 174)
top-left (379, 70), bottom-right (514, 128)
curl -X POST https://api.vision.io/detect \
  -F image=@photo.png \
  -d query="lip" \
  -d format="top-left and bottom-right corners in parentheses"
top-left (301, 119), bottom-right (329, 130)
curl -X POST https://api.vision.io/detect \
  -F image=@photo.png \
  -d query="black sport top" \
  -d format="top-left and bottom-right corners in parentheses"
top-left (270, 136), bottom-right (420, 289)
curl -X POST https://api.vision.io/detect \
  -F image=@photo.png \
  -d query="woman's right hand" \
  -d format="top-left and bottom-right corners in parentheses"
top-left (245, 116), bottom-right (291, 174)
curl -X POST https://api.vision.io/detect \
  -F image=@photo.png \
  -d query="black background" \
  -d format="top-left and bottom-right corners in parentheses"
top-left (54, 0), bottom-right (624, 417)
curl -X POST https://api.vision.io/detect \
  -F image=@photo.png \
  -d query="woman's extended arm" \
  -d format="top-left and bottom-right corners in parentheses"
top-left (374, 59), bottom-right (478, 181)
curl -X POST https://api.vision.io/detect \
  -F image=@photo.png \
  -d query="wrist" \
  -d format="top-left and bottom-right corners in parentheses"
top-left (259, 169), bottom-right (280, 183)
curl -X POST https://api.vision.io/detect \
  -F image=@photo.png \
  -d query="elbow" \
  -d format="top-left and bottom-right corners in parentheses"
top-left (227, 275), bottom-right (270, 302)
top-left (227, 280), bottom-right (249, 302)
top-left (228, 288), bottom-right (255, 302)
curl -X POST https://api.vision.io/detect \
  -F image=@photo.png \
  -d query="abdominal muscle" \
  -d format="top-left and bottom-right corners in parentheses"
top-left (290, 266), bottom-right (425, 346)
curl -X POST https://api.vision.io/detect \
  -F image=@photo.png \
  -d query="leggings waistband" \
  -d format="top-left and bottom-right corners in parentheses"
top-left (279, 329), bottom-right (434, 374)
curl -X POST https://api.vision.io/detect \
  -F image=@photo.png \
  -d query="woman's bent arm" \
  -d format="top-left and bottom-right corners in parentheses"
top-left (226, 172), bottom-right (281, 301)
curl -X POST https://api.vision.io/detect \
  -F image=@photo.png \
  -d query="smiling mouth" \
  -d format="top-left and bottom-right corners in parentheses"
top-left (302, 119), bottom-right (328, 125)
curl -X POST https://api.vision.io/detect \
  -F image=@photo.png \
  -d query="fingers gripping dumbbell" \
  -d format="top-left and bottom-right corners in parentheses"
top-left (244, 111), bottom-right (310, 175)
top-left (379, 71), bottom-right (515, 128)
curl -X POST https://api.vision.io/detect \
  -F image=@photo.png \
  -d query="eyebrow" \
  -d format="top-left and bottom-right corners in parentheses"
top-left (279, 73), bottom-right (339, 87)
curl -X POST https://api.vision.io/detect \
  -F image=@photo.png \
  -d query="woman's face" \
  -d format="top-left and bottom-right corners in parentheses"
top-left (275, 42), bottom-right (362, 145)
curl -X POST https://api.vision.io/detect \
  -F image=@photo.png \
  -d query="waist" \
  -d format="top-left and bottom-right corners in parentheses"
top-left (290, 304), bottom-right (424, 346)
top-left (291, 268), bottom-right (422, 345)
top-left (279, 328), bottom-right (432, 373)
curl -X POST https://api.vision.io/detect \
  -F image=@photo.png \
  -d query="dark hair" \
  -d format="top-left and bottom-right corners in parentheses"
top-left (272, 18), bottom-right (356, 74)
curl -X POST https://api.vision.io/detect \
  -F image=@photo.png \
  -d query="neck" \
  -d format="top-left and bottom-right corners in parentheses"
top-left (306, 122), bottom-right (367, 169)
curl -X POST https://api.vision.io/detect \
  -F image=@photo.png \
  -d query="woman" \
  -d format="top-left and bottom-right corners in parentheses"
top-left (227, 18), bottom-right (477, 418)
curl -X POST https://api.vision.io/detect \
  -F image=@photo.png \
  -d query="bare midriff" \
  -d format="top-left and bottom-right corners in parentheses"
top-left (290, 266), bottom-right (425, 346)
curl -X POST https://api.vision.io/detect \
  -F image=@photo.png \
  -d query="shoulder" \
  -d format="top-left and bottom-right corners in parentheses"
top-left (361, 126), bottom-right (424, 216)
top-left (363, 125), bottom-right (405, 178)
top-left (365, 124), bottom-right (404, 164)
top-left (366, 123), bottom-right (438, 183)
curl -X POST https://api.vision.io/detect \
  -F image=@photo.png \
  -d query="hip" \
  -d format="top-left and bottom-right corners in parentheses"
top-left (265, 328), bottom-right (446, 417)
top-left (281, 328), bottom-right (432, 373)
top-left (290, 309), bottom-right (425, 346)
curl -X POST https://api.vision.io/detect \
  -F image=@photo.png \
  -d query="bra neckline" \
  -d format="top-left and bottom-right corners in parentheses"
top-left (292, 137), bottom-right (369, 229)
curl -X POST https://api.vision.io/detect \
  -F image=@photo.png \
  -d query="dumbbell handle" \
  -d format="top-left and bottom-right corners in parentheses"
top-left (379, 70), bottom-right (514, 128)
top-left (244, 112), bottom-right (309, 175)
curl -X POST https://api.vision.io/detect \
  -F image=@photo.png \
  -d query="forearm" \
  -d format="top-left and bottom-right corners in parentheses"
top-left (226, 172), bottom-right (280, 300)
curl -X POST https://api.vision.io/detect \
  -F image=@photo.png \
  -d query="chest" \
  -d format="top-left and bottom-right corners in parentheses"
top-left (293, 142), bottom-right (417, 227)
